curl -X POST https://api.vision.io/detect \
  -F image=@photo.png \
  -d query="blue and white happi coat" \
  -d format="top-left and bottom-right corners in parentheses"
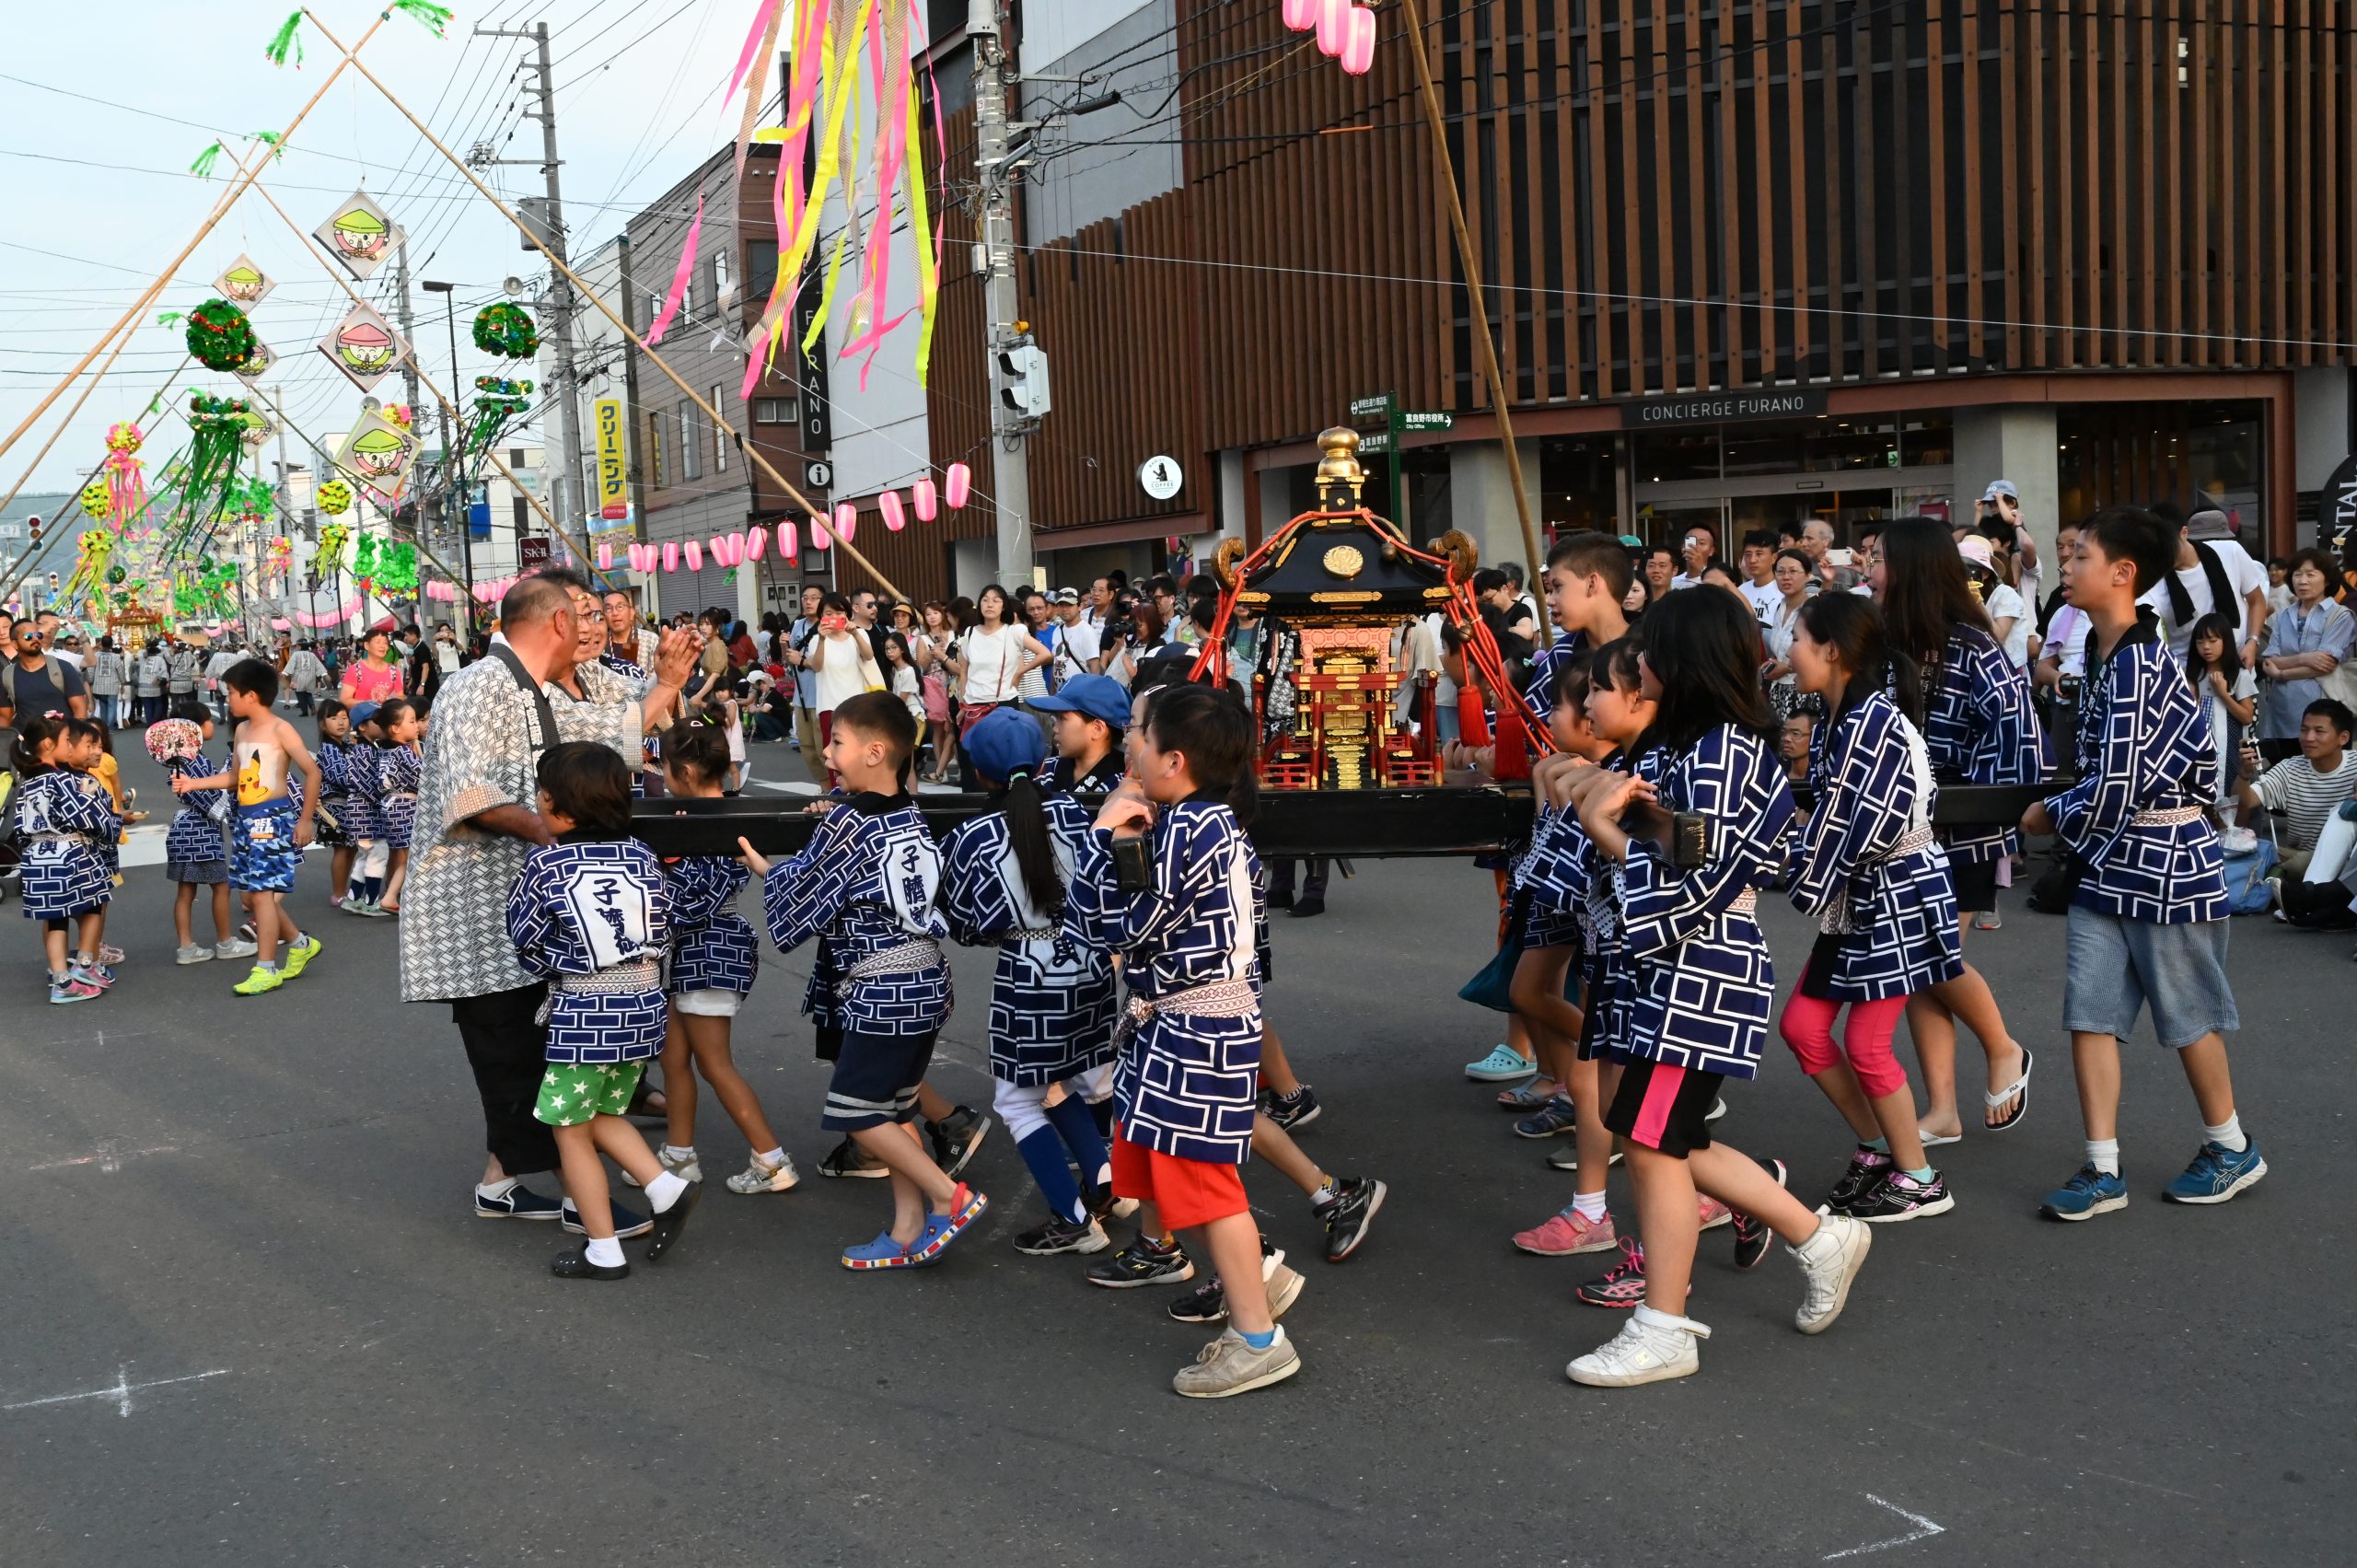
top-left (163, 751), bottom-right (230, 865)
top-left (941, 794), bottom-right (1118, 1086)
top-left (376, 742), bottom-right (422, 849)
top-left (2045, 616), bottom-right (2230, 924)
top-left (665, 854), bottom-right (759, 995)
top-left (317, 738), bottom-right (377, 842)
top-left (1612, 726), bottom-right (1794, 1080)
top-left (14, 769), bottom-right (117, 919)
top-left (1038, 751), bottom-right (1127, 798)
top-left (1788, 691), bottom-right (1965, 1000)
top-left (506, 837), bottom-right (672, 1064)
top-left (1089, 797), bottom-right (1263, 1165)
top-left (1515, 797), bottom-right (1591, 951)
top-left (1922, 626), bottom-right (2045, 865)
top-left (759, 792), bottom-right (951, 1038)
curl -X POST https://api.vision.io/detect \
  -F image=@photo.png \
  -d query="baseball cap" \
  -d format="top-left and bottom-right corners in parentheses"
top-left (1026, 672), bottom-right (1132, 728)
top-left (348, 702), bottom-right (381, 726)
top-left (1981, 479), bottom-right (2019, 504)
top-left (2186, 508), bottom-right (2235, 541)
top-left (961, 705), bottom-right (1047, 786)
top-left (1051, 587), bottom-right (1080, 605)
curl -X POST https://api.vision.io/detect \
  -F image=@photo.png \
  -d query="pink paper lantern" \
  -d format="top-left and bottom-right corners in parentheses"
top-left (810, 514), bottom-right (831, 551)
top-left (779, 519), bottom-right (799, 561)
top-left (1316, 0), bottom-right (1349, 56)
top-left (748, 524), bottom-right (768, 561)
top-left (1282, 0), bottom-right (1318, 27)
top-left (709, 536), bottom-right (728, 567)
top-left (1342, 5), bottom-right (1376, 73)
top-left (728, 530), bottom-right (748, 565)
top-left (912, 477), bottom-right (937, 521)
top-left (597, 541), bottom-right (613, 571)
top-left (833, 502), bottom-right (857, 544)
top-left (880, 491), bottom-right (906, 532)
top-left (684, 539), bottom-right (703, 571)
top-left (662, 540), bottom-right (679, 573)
top-left (945, 462), bottom-right (972, 508)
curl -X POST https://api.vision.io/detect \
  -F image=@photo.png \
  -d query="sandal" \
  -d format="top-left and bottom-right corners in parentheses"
top-left (624, 1082), bottom-right (668, 1121)
top-left (1497, 1078), bottom-right (1561, 1111)
top-left (1983, 1044), bottom-right (2033, 1132)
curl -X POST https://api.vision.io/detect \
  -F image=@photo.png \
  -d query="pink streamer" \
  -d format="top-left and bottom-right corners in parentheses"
top-left (644, 192), bottom-right (703, 348)
top-left (729, 0), bottom-right (782, 94)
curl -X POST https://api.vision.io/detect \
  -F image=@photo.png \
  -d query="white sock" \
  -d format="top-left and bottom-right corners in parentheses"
top-left (661, 1144), bottom-right (696, 1163)
top-left (477, 1177), bottom-right (520, 1200)
top-left (2203, 1114), bottom-right (2247, 1154)
top-left (753, 1146), bottom-right (784, 1167)
top-left (2086, 1137), bottom-right (2121, 1177)
top-left (1571, 1191), bottom-right (1608, 1223)
top-left (645, 1170), bottom-right (689, 1212)
top-left (583, 1235), bottom-right (625, 1268)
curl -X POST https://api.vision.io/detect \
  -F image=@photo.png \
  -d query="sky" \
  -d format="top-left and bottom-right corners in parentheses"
top-left (0, 0), bottom-right (764, 501)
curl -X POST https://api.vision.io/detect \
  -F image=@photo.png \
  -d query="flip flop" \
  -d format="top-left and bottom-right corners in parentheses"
top-left (1919, 1128), bottom-right (1964, 1148)
top-left (1984, 1045), bottom-right (2034, 1132)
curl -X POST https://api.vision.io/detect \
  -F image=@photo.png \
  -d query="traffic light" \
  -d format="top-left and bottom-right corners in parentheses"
top-left (996, 343), bottom-right (1051, 419)
top-left (27, 514), bottom-right (41, 546)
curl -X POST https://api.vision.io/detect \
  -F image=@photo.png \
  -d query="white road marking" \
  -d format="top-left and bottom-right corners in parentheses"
top-left (1823, 1494), bottom-right (1946, 1560)
top-left (29, 1142), bottom-right (180, 1173)
top-left (6, 1365), bottom-right (229, 1417)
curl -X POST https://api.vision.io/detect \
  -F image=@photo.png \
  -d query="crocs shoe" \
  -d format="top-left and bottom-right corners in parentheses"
top-left (1466, 1043), bottom-right (1537, 1081)
top-left (908, 1182), bottom-right (988, 1264)
top-left (1514, 1206), bottom-right (1618, 1257)
top-left (842, 1230), bottom-right (915, 1271)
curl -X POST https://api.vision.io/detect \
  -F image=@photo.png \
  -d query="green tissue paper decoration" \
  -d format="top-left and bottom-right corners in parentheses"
top-left (377, 541), bottom-right (419, 595)
top-left (184, 299), bottom-right (257, 371)
top-left (190, 142), bottom-right (223, 179)
top-left (393, 0), bottom-right (455, 40)
top-left (263, 10), bottom-right (304, 67)
top-left (351, 535), bottom-right (382, 584)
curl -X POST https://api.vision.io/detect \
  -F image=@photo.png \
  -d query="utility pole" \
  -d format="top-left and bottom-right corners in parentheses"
top-left (473, 19), bottom-right (586, 558)
top-left (390, 239), bottom-right (424, 420)
top-left (970, 0), bottom-right (1033, 588)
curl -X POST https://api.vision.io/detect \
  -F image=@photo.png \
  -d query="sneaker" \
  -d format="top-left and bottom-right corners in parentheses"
top-left (1565, 1304), bottom-right (1709, 1387)
top-left (1465, 1043), bottom-right (1536, 1081)
top-left (231, 965), bottom-right (284, 996)
top-left (214, 937), bottom-right (256, 960)
top-left (1262, 1085), bottom-right (1321, 1132)
top-left (175, 944), bottom-right (214, 966)
top-left (1514, 1205), bottom-right (1618, 1257)
top-left (842, 1229), bottom-right (916, 1271)
top-left (1318, 1175), bottom-right (1387, 1262)
top-left (1732, 1157), bottom-right (1787, 1270)
top-left (1015, 1214), bottom-right (1109, 1255)
top-left (1705, 1098), bottom-right (1728, 1123)
top-left (1086, 1236), bottom-right (1194, 1289)
top-left (2163, 1140), bottom-right (2267, 1205)
top-left (96, 943), bottom-right (125, 965)
top-left (924, 1106), bottom-right (991, 1179)
top-left (238, 920), bottom-right (258, 942)
top-left (906, 1182), bottom-right (988, 1264)
top-left (71, 961), bottom-right (115, 990)
top-left (279, 934), bottom-right (322, 979)
top-left (1824, 1144), bottom-right (1894, 1214)
top-left (354, 901), bottom-right (393, 920)
top-left (48, 974), bottom-right (103, 1005)
top-left (1166, 1277), bottom-right (1231, 1324)
top-left (2038, 1164), bottom-right (2130, 1222)
top-left (1085, 1182), bottom-right (1141, 1223)
top-left (620, 1145), bottom-right (704, 1188)
top-left (1513, 1095), bottom-right (1579, 1140)
top-left (1850, 1168), bottom-right (1956, 1224)
top-left (1547, 1142), bottom-right (1621, 1172)
top-left (550, 1248), bottom-right (630, 1282)
top-left (1790, 1213), bottom-right (1873, 1334)
top-left (1696, 1194), bottom-right (1735, 1232)
top-left (1172, 1327), bottom-right (1301, 1399)
top-left (725, 1152), bottom-right (799, 1194)
top-left (817, 1136), bottom-right (889, 1179)
top-left (560, 1199), bottom-right (653, 1239)
top-left (475, 1183), bottom-right (563, 1220)
top-left (1574, 1237), bottom-right (1655, 1308)
top-left (1264, 1260), bottom-right (1306, 1318)
top-left (1974, 909), bottom-right (2003, 930)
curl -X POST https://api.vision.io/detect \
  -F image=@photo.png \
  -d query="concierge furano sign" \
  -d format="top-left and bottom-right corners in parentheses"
top-left (1620, 388), bottom-right (1829, 428)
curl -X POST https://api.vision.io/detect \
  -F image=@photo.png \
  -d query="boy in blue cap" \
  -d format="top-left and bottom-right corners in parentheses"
top-left (1028, 673), bottom-right (1132, 796)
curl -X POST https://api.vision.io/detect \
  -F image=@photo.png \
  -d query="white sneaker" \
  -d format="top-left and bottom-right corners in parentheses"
top-left (1790, 1212), bottom-right (1873, 1334)
top-left (215, 937), bottom-right (257, 960)
top-left (176, 944), bottom-right (214, 966)
top-left (726, 1151), bottom-right (800, 1194)
top-left (1265, 1261), bottom-right (1306, 1320)
top-left (620, 1145), bottom-right (703, 1188)
top-left (1565, 1304), bottom-right (1708, 1387)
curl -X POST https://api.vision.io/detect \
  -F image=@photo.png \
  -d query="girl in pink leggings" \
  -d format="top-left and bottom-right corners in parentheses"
top-left (1782, 594), bottom-right (1965, 1223)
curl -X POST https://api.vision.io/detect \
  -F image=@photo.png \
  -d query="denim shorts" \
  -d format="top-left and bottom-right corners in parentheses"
top-left (2062, 905), bottom-right (2239, 1050)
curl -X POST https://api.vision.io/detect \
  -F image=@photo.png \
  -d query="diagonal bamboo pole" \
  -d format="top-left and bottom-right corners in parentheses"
top-left (300, 8), bottom-right (910, 602)
top-left (4, 361), bottom-right (191, 598)
top-left (0, 9), bottom-right (401, 470)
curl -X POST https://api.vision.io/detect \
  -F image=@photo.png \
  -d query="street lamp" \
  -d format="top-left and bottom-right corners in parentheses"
top-left (421, 280), bottom-right (472, 624)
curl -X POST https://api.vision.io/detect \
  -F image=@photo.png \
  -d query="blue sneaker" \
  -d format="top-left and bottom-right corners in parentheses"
top-left (842, 1230), bottom-right (915, 1271)
top-left (1514, 1095), bottom-right (1579, 1140)
top-left (475, 1183), bottom-right (563, 1220)
top-left (2164, 1140), bottom-right (2267, 1205)
top-left (561, 1199), bottom-right (652, 1239)
top-left (2038, 1164), bottom-right (2129, 1222)
top-left (1465, 1043), bottom-right (1535, 1082)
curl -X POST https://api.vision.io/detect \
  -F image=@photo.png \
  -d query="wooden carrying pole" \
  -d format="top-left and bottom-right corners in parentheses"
top-left (301, 9), bottom-right (911, 603)
top-left (0, 9), bottom-right (400, 470)
top-left (225, 147), bottom-right (598, 573)
top-left (1396, 0), bottom-right (1550, 645)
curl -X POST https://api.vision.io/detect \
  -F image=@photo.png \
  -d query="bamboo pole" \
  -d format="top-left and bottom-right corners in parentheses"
top-left (238, 379), bottom-right (470, 597)
top-left (300, 8), bottom-right (911, 602)
top-left (0, 323), bottom-right (175, 540)
top-left (0, 9), bottom-right (400, 469)
top-left (5, 363), bottom-right (191, 596)
top-left (1396, 0), bottom-right (1550, 646)
top-left (223, 146), bottom-right (598, 575)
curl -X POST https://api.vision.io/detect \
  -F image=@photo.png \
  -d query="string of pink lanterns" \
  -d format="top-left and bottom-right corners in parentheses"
top-left (1283, 0), bottom-right (1377, 74)
top-left (595, 459), bottom-right (974, 582)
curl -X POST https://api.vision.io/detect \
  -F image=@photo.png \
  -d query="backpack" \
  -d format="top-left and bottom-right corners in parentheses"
top-left (0, 655), bottom-right (67, 711)
top-left (2218, 833), bottom-right (2281, 915)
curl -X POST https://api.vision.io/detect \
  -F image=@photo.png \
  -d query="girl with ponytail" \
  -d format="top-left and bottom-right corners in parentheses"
top-left (939, 706), bottom-right (1120, 1256)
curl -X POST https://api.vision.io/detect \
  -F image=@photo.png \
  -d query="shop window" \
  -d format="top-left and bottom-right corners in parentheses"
top-left (1634, 430), bottom-right (1720, 484)
top-left (1538, 436), bottom-right (1617, 539)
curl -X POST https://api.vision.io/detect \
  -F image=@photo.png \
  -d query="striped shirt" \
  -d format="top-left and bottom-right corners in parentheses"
top-left (2254, 752), bottom-right (2357, 851)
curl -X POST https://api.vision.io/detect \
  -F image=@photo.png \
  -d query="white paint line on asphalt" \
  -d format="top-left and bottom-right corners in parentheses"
top-left (1822, 1494), bottom-right (1946, 1560)
top-left (5, 1365), bottom-right (229, 1418)
top-left (29, 1141), bottom-right (180, 1172)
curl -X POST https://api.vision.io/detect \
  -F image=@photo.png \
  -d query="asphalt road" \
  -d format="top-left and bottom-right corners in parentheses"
top-left (2, 738), bottom-right (2347, 1566)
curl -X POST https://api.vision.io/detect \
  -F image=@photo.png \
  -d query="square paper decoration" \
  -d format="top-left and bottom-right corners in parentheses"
top-left (317, 303), bottom-right (412, 394)
top-left (233, 337), bottom-right (276, 384)
top-left (335, 404), bottom-right (422, 502)
top-left (312, 190), bottom-right (404, 281)
top-left (214, 252), bottom-right (275, 308)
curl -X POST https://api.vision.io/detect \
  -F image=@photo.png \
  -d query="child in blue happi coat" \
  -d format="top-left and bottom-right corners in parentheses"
top-left (147, 701), bottom-right (252, 966)
top-left (13, 714), bottom-right (119, 1005)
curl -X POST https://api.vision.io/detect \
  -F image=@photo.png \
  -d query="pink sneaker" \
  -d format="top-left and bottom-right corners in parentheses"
top-left (1698, 1194), bottom-right (1735, 1231)
top-left (1513, 1205), bottom-right (1619, 1257)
